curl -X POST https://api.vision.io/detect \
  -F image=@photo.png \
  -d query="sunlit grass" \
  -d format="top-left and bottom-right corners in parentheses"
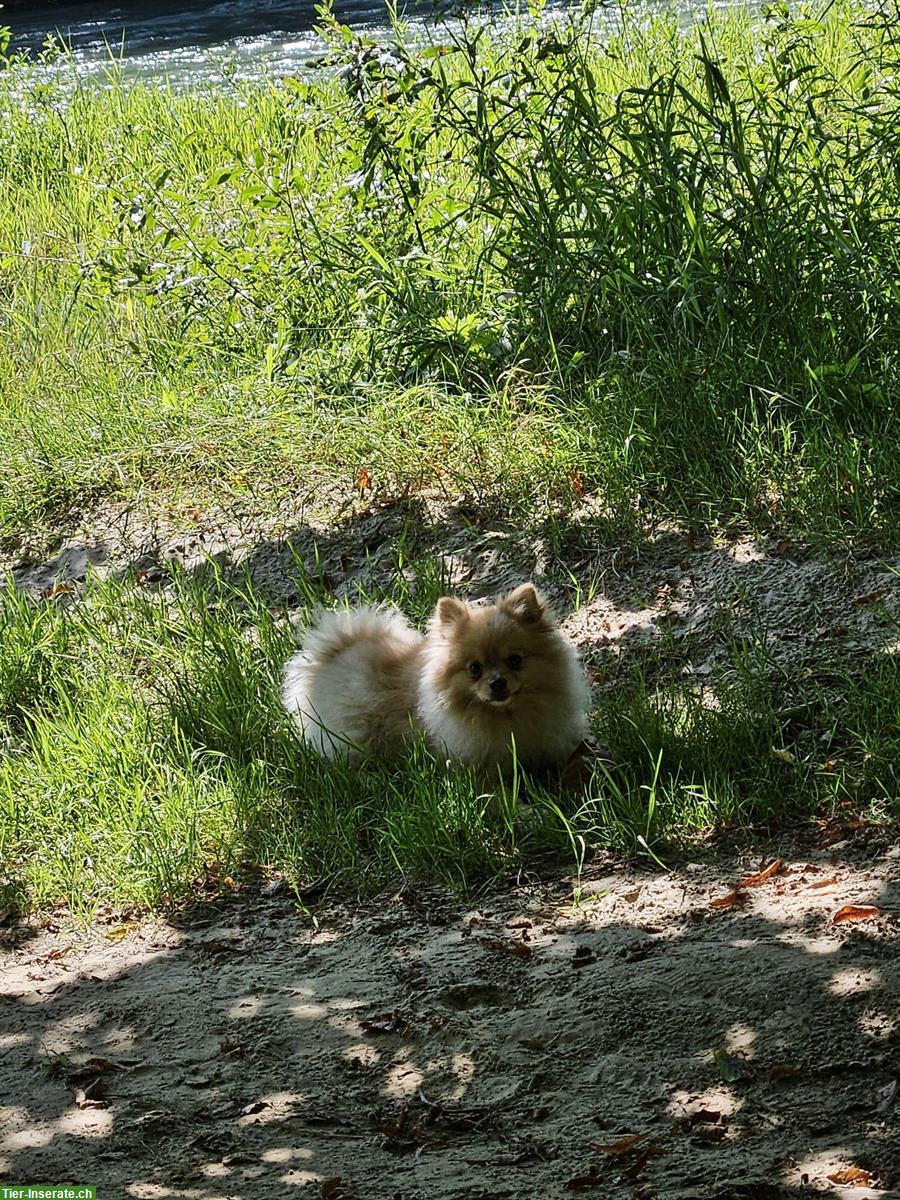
top-left (0, 0), bottom-right (897, 548)
top-left (0, 564), bottom-right (896, 916)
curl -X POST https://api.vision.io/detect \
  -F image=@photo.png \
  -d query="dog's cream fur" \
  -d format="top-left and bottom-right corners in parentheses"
top-left (282, 584), bottom-right (590, 772)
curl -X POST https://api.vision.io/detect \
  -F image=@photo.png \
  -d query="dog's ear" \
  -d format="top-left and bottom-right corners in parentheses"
top-left (435, 597), bottom-right (469, 627)
top-left (502, 583), bottom-right (546, 624)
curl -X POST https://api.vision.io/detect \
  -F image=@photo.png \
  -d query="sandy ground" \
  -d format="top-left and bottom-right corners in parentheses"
top-left (2, 843), bottom-right (898, 1200)
top-left (6, 491), bottom-right (900, 693)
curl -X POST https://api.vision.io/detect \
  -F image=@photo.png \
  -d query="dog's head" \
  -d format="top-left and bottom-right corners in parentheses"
top-left (426, 583), bottom-right (565, 714)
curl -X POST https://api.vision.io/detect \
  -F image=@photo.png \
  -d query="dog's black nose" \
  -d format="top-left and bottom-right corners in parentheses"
top-left (489, 676), bottom-right (508, 698)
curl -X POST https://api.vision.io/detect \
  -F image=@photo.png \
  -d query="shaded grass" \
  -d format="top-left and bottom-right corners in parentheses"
top-left (0, 565), bottom-right (896, 917)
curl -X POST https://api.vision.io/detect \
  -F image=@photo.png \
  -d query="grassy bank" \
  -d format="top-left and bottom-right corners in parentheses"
top-left (1, 560), bottom-right (897, 917)
top-left (0, 0), bottom-right (898, 914)
top-left (1, 0), bottom-right (899, 548)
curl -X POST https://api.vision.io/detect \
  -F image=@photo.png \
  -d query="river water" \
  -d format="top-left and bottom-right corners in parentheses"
top-left (3, 0), bottom-right (729, 88)
top-left (4, 0), bottom-right (579, 86)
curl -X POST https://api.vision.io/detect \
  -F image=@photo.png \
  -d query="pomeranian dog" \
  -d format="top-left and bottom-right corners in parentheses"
top-left (281, 583), bottom-right (591, 774)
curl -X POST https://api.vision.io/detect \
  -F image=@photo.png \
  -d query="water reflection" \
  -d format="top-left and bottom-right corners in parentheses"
top-left (3, 0), bottom-right (738, 88)
top-left (7, 0), bottom-right (469, 86)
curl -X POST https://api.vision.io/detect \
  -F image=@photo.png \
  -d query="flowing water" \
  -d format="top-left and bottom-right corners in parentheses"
top-left (4, 0), bottom-right (567, 86)
top-left (3, 0), bottom-right (726, 88)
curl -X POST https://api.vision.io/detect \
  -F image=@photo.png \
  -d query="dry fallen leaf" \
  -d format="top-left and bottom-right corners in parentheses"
top-left (622, 1147), bottom-right (658, 1179)
top-left (827, 1167), bottom-right (873, 1187)
top-left (565, 1168), bottom-right (605, 1191)
top-left (105, 923), bottom-right (138, 941)
top-left (819, 826), bottom-right (849, 848)
top-left (360, 1011), bottom-right (413, 1037)
top-left (477, 936), bottom-right (533, 959)
top-left (807, 876), bottom-right (839, 890)
top-left (590, 1132), bottom-right (648, 1156)
top-left (740, 858), bottom-right (782, 888)
top-left (710, 891), bottom-right (748, 911)
top-left (832, 905), bottom-right (881, 925)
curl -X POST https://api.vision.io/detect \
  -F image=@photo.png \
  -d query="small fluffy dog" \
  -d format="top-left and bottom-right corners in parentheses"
top-left (282, 583), bottom-right (591, 774)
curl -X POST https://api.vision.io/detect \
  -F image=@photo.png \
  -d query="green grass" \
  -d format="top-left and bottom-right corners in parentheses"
top-left (0, 0), bottom-right (898, 548)
top-left (0, 563), bottom-right (896, 917)
top-left (0, 0), bottom-right (898, 914)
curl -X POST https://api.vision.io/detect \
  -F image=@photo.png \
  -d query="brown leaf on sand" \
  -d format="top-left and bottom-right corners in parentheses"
top-left (740, 858), bottom-right (782, 888)
top-left (565, 1168), bottom-right (605, 1191)
top-left (832, 905), bottom-right (881, 925)
top-left (710, 859), bottom-right (781, 909)
top-left (477, 936), bottom-right (533, 959)
top-left (807, 876), bottom-right (839, 890)
top-left (622, 1147), bottom-right (658, 1179)
top-left (590, 1132), bottom-right (648, 1156)
top-left (827, 1167), bottom-right (873, 1187)
top-left (710, 891), bottom-right (748, 911)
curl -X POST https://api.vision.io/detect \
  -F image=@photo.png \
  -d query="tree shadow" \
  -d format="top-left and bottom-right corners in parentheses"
top-left (9, 495), bottom-right (899, 653)
top-left (1, 855), bottom-right (897, 1197)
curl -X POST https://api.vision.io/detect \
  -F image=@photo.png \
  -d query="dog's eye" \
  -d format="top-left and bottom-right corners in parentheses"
top-left (468, 661), bottom-right (483, 680)
top-left (506, 654), bottom-right (523, 671)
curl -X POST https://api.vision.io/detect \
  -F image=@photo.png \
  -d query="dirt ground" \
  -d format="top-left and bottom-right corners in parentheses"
top-left (7, 490), bottom-right (900, 692)
top-left (2, 842), bottom-right (898, 1200)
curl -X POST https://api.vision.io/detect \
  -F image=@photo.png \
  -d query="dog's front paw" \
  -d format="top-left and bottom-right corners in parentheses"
top-left (559, 737), bottom-right (617, 790)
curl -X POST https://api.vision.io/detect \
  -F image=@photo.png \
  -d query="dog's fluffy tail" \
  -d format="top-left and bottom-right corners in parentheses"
top-left (294, 605), bottom-right (417, 668)
top-left (281, 605), bottom-right (420, 759)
